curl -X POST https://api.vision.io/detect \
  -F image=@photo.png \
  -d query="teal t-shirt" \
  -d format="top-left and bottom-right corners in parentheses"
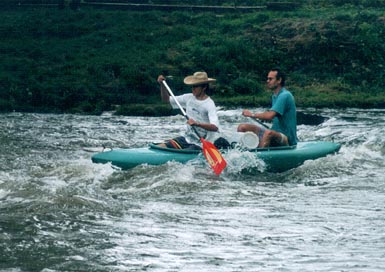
top-left (270, 87), bottom-right (298, 145)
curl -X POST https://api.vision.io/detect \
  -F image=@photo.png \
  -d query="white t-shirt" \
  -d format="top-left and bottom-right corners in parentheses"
top-left (170, 93), bottom-right (219, 144)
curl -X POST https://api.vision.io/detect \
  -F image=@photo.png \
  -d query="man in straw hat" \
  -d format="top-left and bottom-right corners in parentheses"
top-left (157, 71), bottom-right (220, 150)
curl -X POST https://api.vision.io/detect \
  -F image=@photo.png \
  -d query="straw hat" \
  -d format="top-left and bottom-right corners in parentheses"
top-left (183, 71), bottom-right (216, 85)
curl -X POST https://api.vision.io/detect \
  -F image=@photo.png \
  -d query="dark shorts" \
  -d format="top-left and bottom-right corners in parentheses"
top-left (257, 126), bottom-right (267, 141)
top-left (164, 136), bottom-right (201, 150)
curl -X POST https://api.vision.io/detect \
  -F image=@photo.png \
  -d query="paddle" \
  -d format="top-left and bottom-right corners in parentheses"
top-left (161, 80), bottom-right (227, 175)
top-left (252, 117), bottom-right (270, 129)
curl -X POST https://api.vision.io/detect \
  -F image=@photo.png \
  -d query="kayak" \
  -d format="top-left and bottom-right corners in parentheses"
top-left (91, 141), bottom-right (341, 173)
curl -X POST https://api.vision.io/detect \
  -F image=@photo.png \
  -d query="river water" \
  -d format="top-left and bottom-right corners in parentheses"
top-left (0, 108), bottom-right (384, 271)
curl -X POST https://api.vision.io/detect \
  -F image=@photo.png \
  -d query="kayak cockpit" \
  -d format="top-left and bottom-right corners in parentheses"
top-left (149, 143), bottom-right (201, 154)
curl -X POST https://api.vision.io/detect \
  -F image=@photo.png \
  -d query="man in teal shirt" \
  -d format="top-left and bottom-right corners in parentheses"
top-left (237, 68), bottom-right (298, 147)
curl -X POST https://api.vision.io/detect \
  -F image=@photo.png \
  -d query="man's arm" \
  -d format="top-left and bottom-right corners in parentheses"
top-left (157, 75), bottom-right (170, 103)
top-left (254, 110), bottom-right (277, 121)
top-left (242, 109), bottom-right (277, 121)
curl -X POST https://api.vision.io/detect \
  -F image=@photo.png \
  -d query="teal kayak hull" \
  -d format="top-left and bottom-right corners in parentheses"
top-left (91, 141), bottom-right (341, 173)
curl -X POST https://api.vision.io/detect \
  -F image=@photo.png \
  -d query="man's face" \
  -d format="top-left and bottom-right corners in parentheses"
top-left (266, 71), bottom-right (281, 91)
top-left (191, 85), bottom-right (204, 98)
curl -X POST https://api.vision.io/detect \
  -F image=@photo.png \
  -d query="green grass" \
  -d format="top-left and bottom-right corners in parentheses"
top-left (1, 3), bottom-right (385, 114)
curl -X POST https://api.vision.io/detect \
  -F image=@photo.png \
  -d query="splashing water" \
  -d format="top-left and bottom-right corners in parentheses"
top-left (1, 108), bottom-right (385, 271)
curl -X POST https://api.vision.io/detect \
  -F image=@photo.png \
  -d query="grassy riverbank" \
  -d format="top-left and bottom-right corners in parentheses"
top-left (1, 2), bottom-right (385, 114)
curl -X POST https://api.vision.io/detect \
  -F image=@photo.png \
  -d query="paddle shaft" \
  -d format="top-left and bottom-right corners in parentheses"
top-left (252, 117), bottom-right (270, 129)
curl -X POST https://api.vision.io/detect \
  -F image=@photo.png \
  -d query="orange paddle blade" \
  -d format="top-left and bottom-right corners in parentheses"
top-left (201, 138), bottom-right (227, 175)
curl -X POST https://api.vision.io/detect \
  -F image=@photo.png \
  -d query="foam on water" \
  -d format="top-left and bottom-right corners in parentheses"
top-left (223, 148), bottom-right (266, 174)
top-left (1, 109), bottom-right (385, 271)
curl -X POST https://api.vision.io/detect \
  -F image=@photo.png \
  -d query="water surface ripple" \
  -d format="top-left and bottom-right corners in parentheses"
top-left (0, 108), bottom-right (384, 271)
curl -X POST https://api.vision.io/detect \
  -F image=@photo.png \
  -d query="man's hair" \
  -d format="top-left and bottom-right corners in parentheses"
top-left (271, 67), bottom-right (286, 87)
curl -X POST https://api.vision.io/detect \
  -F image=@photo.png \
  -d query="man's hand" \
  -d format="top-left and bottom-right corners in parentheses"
top-left (157, 75), bottom-right (165, 84)
top-left (242, 109), bottom-right (253, 118)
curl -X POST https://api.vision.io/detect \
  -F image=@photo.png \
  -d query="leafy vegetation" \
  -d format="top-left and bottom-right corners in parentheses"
top-left (1, 1), bottom-right (385, 114)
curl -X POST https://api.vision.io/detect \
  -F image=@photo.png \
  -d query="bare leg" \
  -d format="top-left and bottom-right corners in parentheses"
top-left (260, 130), bottom-right (288, 147)
top-left (237, 123), bottom-right (288, 147)
top-left (237, 123), bottom-right (263, 134)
